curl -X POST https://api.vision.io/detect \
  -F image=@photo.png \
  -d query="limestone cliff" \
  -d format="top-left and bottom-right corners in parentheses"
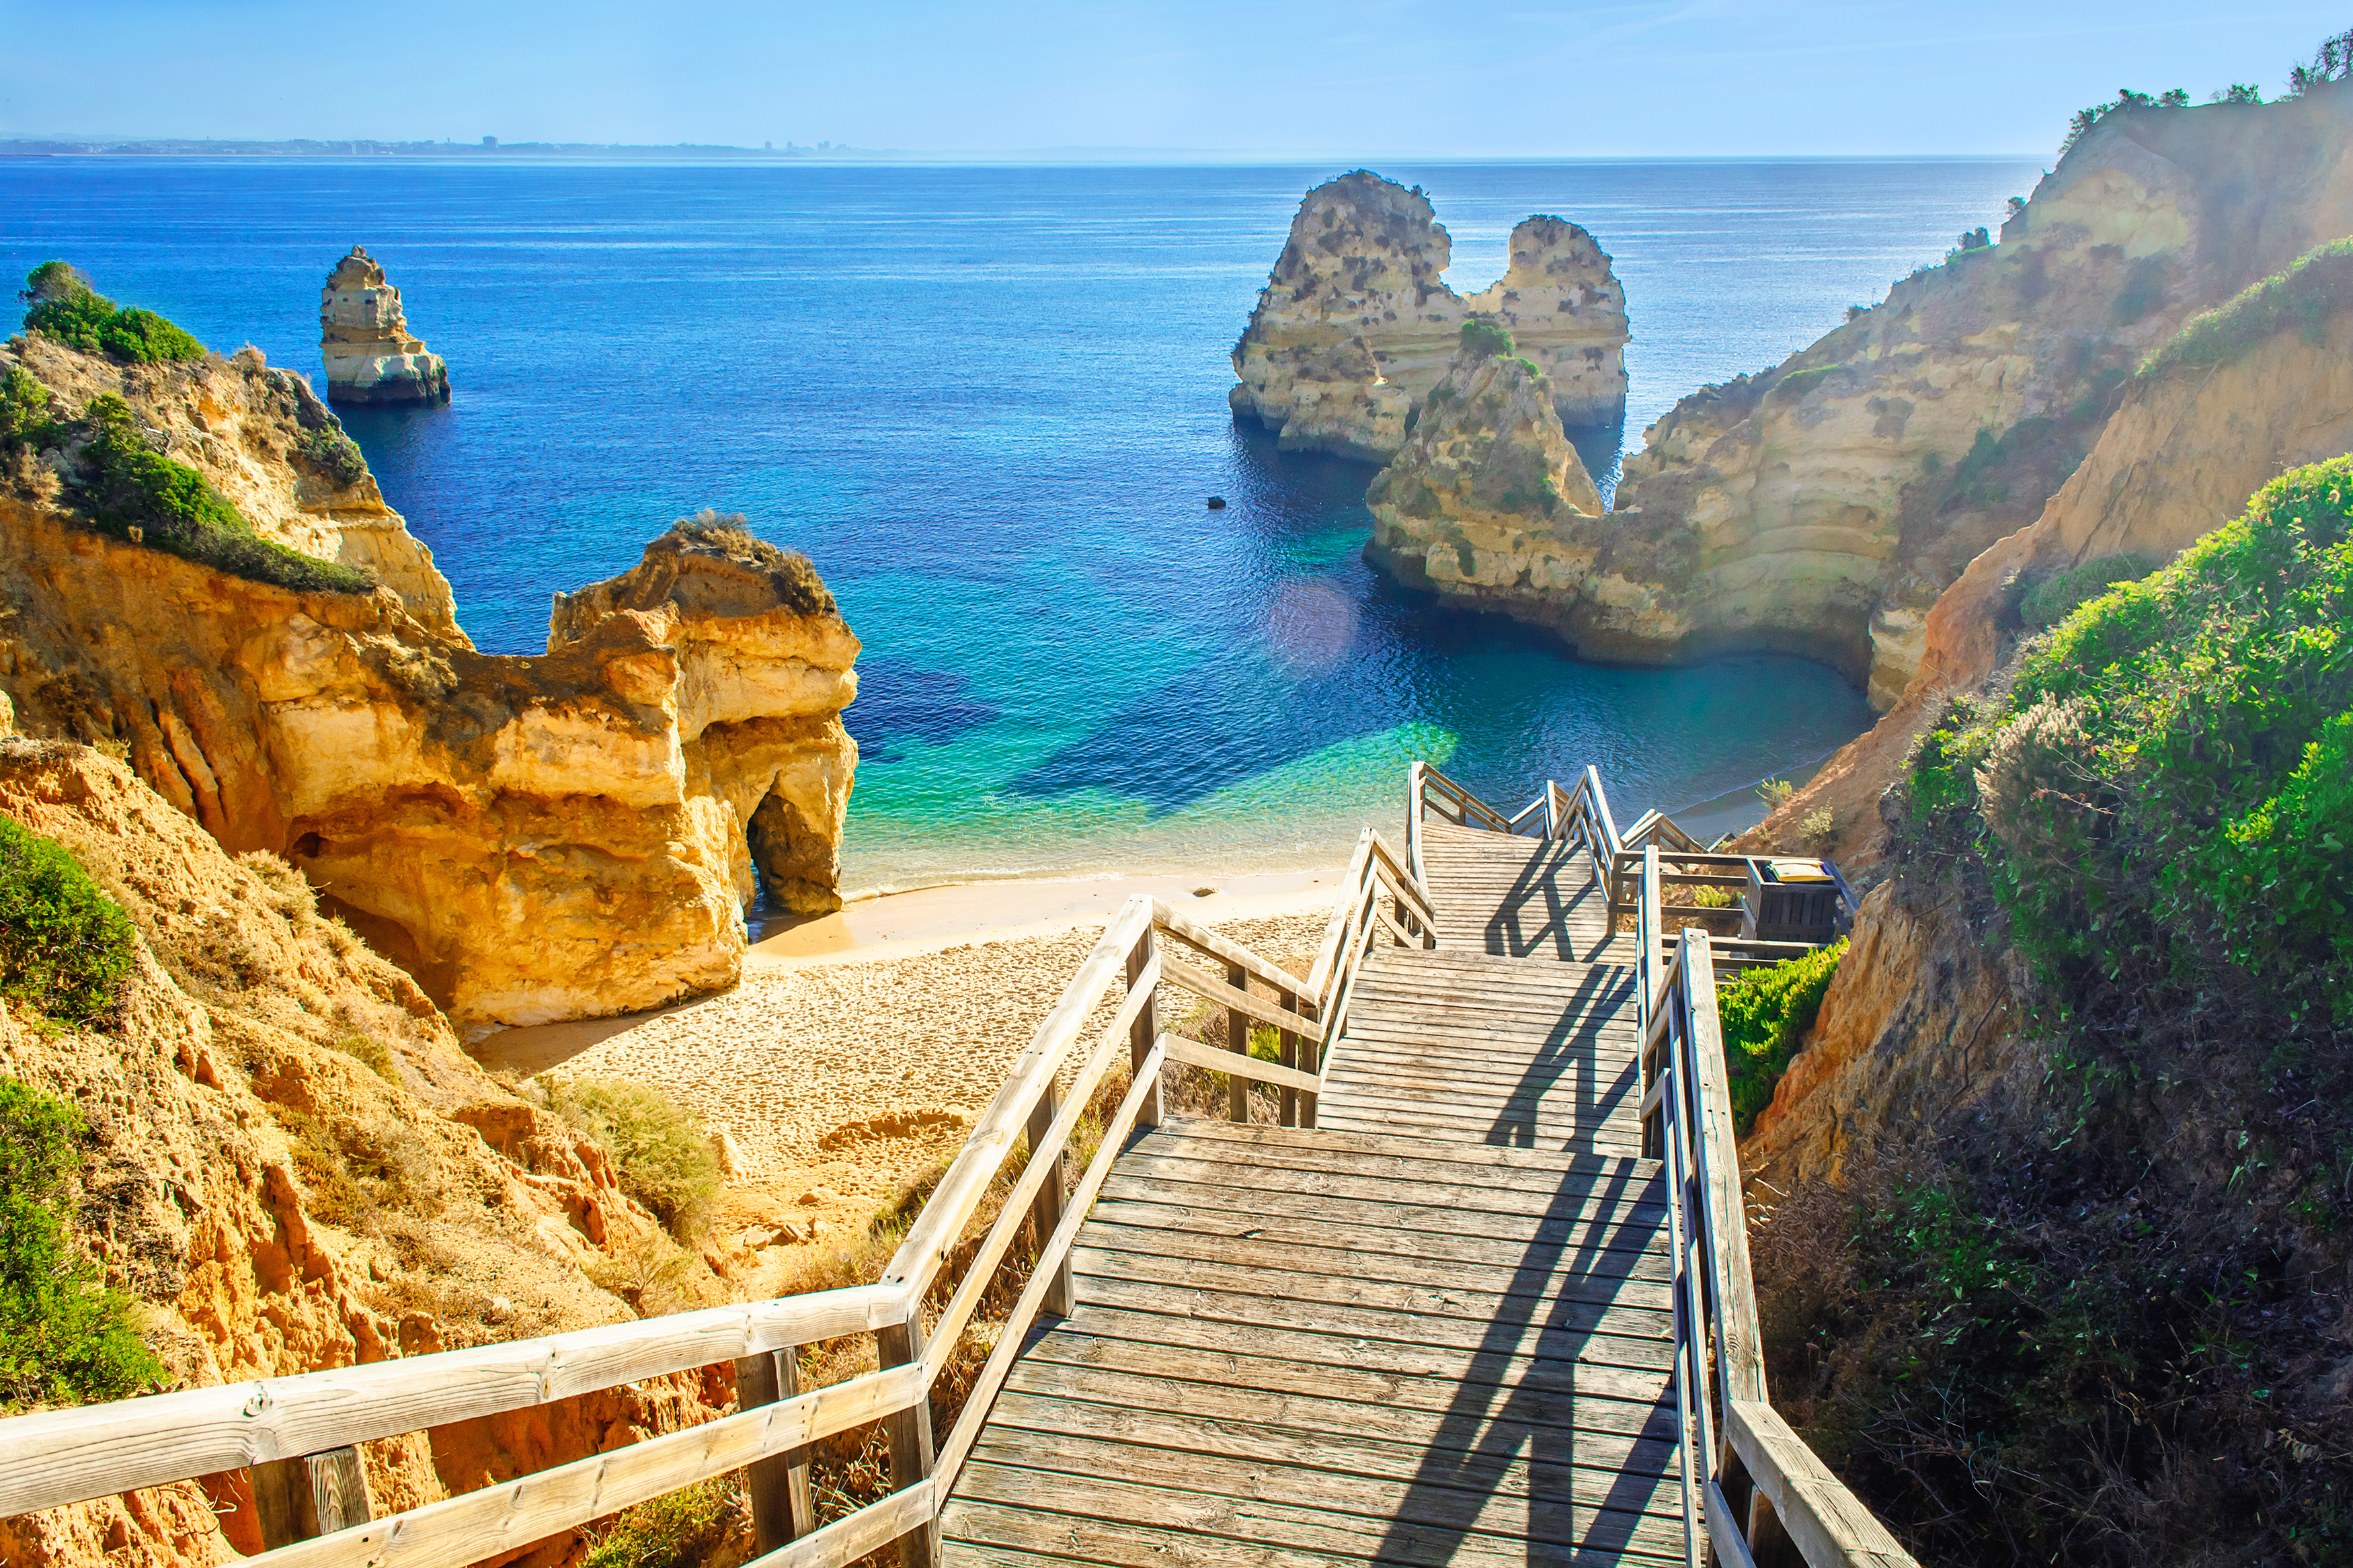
top-left (1230, 172), bottom-right (1628, 460)
top-left (1364, 338), bottom-right (1607, 617)
top-left (0, 743), bottom-right (733, 1568)
top-left (1425, 87), bottom-right (2353, 697)
top-left (319, 247), bottom-right (450, 405)
top-left (0, 330), bottom-right (858, 1033)
top-left (1743, 247), bottom-right (2353, 874)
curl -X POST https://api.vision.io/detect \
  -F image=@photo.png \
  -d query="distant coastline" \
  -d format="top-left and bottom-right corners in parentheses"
top-left (0, 135), bottom-right (876, 159)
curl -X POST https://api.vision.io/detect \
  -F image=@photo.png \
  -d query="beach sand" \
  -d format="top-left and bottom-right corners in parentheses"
top-left (477, 867), bottom-right (1344, 1266)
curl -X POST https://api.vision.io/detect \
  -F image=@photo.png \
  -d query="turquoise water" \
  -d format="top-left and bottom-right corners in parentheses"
top-left (0, 159), bottom-right (2036, 889)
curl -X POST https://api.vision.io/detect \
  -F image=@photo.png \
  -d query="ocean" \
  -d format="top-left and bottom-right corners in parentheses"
top-left (1, 157), bottom-right (2038, 892)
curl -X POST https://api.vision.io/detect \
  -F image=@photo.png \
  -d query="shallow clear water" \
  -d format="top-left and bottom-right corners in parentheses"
top-left (1, 158), bottom-right (2035, 888)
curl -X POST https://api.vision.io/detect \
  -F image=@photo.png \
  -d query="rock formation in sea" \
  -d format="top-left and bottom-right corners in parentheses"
top-left (0, 741), bottom-right (744, 1568)
top-left (1363, 329), bottom-right (1606, 619)
top-left (1230, 171), bottom-right (1629, 461)
top-left (1348, 90), bottom-right (2353, 706)
top-left (0, 317), bottom-right (857, 1034)
top-left (319, 245), bottom-right (450, 405)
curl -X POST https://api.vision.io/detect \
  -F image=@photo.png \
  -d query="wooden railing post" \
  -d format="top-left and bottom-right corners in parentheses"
top-left (877, 1310), bottom-right (940, 1568)
top-left (1276, 988), bottom-right (1300, 1127)
top-left (251, 1446), bottom-right (369, 1549)
top-left (734, 1350), bottom-right (814, 1549)
top-left (1127, 930), bottom-right (1162, 1130)
top-left (1023, 1085), bottom-right (1074, 1317)
top-left (1226, 958), bottom-right (1250, 1123)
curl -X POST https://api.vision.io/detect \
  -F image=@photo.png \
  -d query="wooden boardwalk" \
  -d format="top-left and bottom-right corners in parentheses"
top-left (943, 821), bottom-right (1681, 1567)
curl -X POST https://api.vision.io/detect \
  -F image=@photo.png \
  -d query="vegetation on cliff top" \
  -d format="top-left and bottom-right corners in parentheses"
top-left (2016, 550), bottom-right (2155, 630)
top-left (0, 815), bottom-right (134, 1027)
top-left (0, 1077), bottom-right (163, 1409)
top-left (1764, 459), bottom-right (2353, 1563)
top-left (669, 509), bottom-right (836, 618)
top-left (19, 262), bottom-right (205, 366)
top-left (1458, 318), bottom-right (1513, 359)
top-left (2142, 236), bottom-right (2353, 378)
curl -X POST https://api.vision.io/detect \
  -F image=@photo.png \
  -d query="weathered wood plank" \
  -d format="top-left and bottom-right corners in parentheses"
top-left (1726, 1400), bottom-right (1920, 1567)
top-left (1158, 952), bottom-right (1324, 1042)
top-left (1066, 1241), bottom-right (1671, 1322)
top-left (0, 1283), bottom-right (902, 1519)
top-left (1083, 1192), bottom-right (1670, 1268)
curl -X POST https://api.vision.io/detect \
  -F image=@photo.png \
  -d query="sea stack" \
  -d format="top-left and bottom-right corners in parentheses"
top-left (319, 245), bottom-right (450, 404)
top-left (1230, 171), bottom-right (1629, 462)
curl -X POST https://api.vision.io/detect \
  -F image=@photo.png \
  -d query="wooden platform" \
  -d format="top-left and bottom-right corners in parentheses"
top-left (942, 822), bottom-right (1681, 1567)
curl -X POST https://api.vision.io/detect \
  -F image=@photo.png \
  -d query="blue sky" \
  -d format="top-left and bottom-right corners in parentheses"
top-left (2, 1), bottom-right (2342, 157)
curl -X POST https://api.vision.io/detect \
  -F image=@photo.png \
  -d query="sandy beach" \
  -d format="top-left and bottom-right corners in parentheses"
top-left (478, 866), bottom-right (1345, 1257)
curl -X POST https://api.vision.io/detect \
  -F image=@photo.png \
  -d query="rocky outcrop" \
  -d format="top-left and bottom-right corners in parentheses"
top-left (9, 333), bottom-right (463, 637)
top-left (1419, 88), bottom-right (2353, 696)
top-left (550, 517), bottom-right (859, 915)
top-left (1230, 172), bottom-right (1628, 460)
top-left (319, 247), bottom-right (450, 405)
top-left (1742, 257), bottom-right (2353, 872)
top-left (0, 743), bottom-right (733, 1568)
top-left (0, 335), bottom-right (858, 1033)
top-left (1364, 339), bottom-right (1607, 617)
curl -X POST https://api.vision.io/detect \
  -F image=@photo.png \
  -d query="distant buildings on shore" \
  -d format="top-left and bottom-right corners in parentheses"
top-left (0, 136), bottom-right (871, 159)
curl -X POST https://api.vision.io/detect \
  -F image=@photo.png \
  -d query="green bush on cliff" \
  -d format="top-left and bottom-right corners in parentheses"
top-left (1904, 455), bottom-right (2353, 1026)
top-left (0, 817), bottom-right (134, 1028)
top-left (0, 1077), bottom-right (163, 1409)
top-left (1458, 318), bottom-right (1513, 359)
top-left (18, 262), bottom-right (205, 366)
top-left (294, 424), bottom-right (368, 489)
top-left (70, 395), bottom-right (375, 595)
top-left (540, 1077), bottom-right (721, 1242)
top-left (2015, 550), bottom-right (2155, 630)
top-left (2142, 237), bottom-right (2353, 377)
top-left (1716, 940), bottom-right (1845, 1132)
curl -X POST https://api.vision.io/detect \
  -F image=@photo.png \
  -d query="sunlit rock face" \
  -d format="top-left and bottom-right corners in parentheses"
top-left (0, 337), bottom-right (858, 1033)
top-left (1363, 340), bottom-right (1609, 633)
top-left (320, 246), bottom-right (450, 405)
top-left (1230, 171), bottom-right (1630, 462)
top-left (1556, 90), bottom-right (2353, 698)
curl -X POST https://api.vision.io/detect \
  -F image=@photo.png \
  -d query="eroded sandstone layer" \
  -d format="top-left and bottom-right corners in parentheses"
top-left (1365, 337), bottom-right (1605, 614)
top-left (1231, 172), bottom-right (1629, 460)
top-left (320, 247), bottom-right (450, 405)
top-left (0, 743), bottom-right (736, 1568)
top-left (1386, 89), bottom-right (2353, 701)
top-left (1741, 255), bottom-right (2353, 872)
top-left (0, 332), bottom-right (857, 1032)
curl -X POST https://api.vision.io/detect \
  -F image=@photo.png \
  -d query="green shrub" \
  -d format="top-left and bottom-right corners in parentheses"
top-left (1906, 456), bottom-right (2353, 1026)
top-left (69, 396), bottom-right (374, 594)
top-left (1769, 365), bottom-right (1835, 402)
top-left (0, 817), bottom-right (134, 1027)
top-left (1458, 319), bottom-right (1513, 359)
top-left (2143, 237), bottom-right (2353, 377)
top-left (0, 1078), bottom-right (163, 1407)
top-left (294, 425), bottom-right (368, 489)
top-left (2016, 550), bottom-right (2156, 630)
top-left (667, 509), bottom-right (834, 618)
top-left (541, 1077), bottom-right (722, 1241)
top-left (1717, 939), bottom-right (1845, 1131)
top-left (581, 1472), bottom-right (746, 1568)
top-left (19, 263), bottom-right (204, 366)
top-left (0, 365), bottom-right (57, 452)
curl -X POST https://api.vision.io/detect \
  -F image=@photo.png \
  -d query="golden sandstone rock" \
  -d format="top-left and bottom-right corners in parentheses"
top-left (0, 743), bottom-right (729, 1568)
top-left (1230, 171), bottom-right (1629, 460)
top-left (318, 246), bottom-right (449, 405)
top-left (1364, 339), bottom-right (1607, 618)
top-left (1337, 93), bottom-right (2353, 705)
top-left (0, 335), bottom-right (857, 1034)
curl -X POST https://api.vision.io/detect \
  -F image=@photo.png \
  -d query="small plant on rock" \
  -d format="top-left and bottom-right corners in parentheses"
top-left (294, 425), bottom-right (368, 489)
top-left (1458, 318), bottom-right (1513, 359)
top-left (0, 817), bottom-right (134, 1028)
top-left (540, 1077), bottom-right (723, 1242)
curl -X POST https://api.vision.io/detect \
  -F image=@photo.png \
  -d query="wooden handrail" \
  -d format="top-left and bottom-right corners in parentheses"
top-left (1638, 860), bottom-right (1917, 1567)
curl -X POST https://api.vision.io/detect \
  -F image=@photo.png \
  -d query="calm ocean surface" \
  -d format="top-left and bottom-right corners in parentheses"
top-left (1, 158), bottom-right (2037, 891)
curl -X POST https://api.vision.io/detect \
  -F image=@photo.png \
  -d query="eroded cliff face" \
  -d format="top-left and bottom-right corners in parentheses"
top-left (1364, 343), bottom-right (1607, 619)
top-left (0, 335), bottom-right (857, 1032)
top-left (1742, 292), bottom-right (2353, 873)
top-left (8, 333), bottom-right (462, 637)
top-left (1231, 172), bottom-right (1629, 460)
top-left (1453, 88), bottom-right (2353, 695)
top-left (0, 743), bottom-right (731, 1568)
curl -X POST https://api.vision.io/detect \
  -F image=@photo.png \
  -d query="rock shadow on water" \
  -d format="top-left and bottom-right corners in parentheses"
top-left (845, 658), bottom-right (1000, 764)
